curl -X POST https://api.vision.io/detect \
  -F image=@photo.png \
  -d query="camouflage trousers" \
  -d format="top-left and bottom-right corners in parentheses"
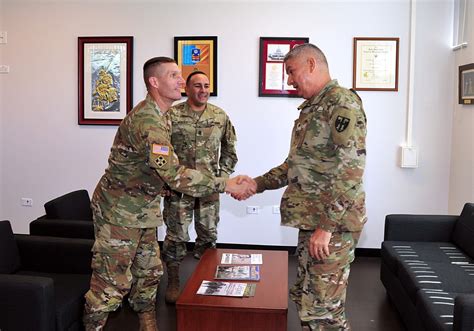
top-left (162, 193), bottom-right (220, 265)
top-left (290, 230), bottom-right (360, 331)
top-left (83, 217), bottom-right (163, 329)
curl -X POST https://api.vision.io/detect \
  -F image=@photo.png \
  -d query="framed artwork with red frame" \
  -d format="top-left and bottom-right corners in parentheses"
top-left (258, 37), bottom-right (309, 97)
top-left (78, 36), bottom-right (133, 125)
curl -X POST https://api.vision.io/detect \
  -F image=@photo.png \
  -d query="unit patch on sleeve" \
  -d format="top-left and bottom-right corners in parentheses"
top-left (331, 108), bottom-right (356, 145)
top-left (151, 144), bottom-right (171, 169)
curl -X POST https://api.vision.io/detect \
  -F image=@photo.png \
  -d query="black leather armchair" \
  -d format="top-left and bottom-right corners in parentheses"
top-left (30, 189), bottom-right (94, 239)
top-left (0, 220), bottom-right (93, 331)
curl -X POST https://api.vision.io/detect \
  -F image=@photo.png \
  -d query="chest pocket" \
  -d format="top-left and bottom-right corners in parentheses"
top-left (291, 118), bottom-right (310, 150)
top-left (197, 120), bottom-right (223, 148)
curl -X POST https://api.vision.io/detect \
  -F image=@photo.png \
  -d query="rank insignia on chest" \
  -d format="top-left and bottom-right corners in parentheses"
top-left (152, 144), bottom-right (170, 155)
top-left (335, 116), bottom-right (350, 132)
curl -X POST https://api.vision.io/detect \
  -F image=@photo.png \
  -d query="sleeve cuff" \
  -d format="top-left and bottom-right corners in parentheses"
top-left (253, 176), bottom-right (266, 193)
top-left (214, 177), bottom-right (227, 193)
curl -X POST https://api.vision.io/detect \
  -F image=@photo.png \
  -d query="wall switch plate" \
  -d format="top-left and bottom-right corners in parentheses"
top-left (0, 31), bottom-right (7, 44)
top-left (272, 205), bottom-right (280, 214)
top-left (400, 146), bottom-right (418, 168)
top-left (0, 65), bottom-right (10, 73)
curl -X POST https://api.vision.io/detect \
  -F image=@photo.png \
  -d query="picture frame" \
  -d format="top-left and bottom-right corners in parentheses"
top-left (78, 36), bottom-right (133, 125)
top-left (459, 63), bottom-right (474, 105)
top-left (258, 37), bottom-right (309, 97)
top-left (174, 36), bottom-right (218, 96)
top-left (353, 37), bottom-right (399, 91)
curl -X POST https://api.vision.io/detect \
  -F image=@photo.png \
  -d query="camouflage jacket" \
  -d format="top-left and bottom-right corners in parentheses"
top-left (254, 80), bottom-right (367, 232)
top-left (91, 94), bottom-right (226, 228)
top-left (169, 102), bottom-right (237, 178)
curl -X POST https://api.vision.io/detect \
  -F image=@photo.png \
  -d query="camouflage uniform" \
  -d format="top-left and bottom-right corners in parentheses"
top-left (254, 80), bottom-right (367, 330)
top-left (84, 94), bottom-right (226, 329)
top-left (162, 102), bottom-right (237, 263)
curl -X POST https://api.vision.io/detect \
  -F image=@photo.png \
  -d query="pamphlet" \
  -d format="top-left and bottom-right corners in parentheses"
top-left (197, 280), bottom-right (247, 297)
top-left (215, 265), bottom-right (260, 281)
top-left (221, 253), bottom-right (263, 265)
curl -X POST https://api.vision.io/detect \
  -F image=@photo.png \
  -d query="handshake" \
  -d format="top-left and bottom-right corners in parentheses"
top-left (225, 175), bottom-right (257, 201)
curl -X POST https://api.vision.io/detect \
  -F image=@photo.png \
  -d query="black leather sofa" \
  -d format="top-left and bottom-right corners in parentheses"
top-left (0, 220), bottom-right (93, 331)
top-left (30, 189), bottom-right (94, 239)
top-left (381, 203), bottom-right (474, 331)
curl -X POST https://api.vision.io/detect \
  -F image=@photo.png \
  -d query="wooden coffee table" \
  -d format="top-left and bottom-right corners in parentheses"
top-left (176, 248), bottom-right (288, 331)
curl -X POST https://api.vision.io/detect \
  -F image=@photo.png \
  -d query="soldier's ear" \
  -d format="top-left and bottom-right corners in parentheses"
top-left (148, 76), bottom-right (159, 89)
top-left (307, 57), bottom-right (316, 73)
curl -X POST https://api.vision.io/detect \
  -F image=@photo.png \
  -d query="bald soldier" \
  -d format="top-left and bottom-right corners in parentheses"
top-left (162, 71), bottom-right (237, 303)
top-left (83, 57), bottom-right (253, 331)
top-left (239, 43), bottom-right (367, 330)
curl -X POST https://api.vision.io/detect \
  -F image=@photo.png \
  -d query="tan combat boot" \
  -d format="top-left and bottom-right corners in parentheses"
top-left (165, 264), bottom-right (180, 304)
top-left (138, 310), bottom-right (158, 331)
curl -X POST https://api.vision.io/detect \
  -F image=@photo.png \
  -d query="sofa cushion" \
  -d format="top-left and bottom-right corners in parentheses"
top-left (18, 271), bottom-right (90, 330)
top-left (381, 241), bottom-right (471, 275)
top-left (0, 221), bottom-right (21, 274)
top-left (44, 190), bottom-right (92, 220)
top-left (416, 289), bottom-right (457, 331)
top-left (452, 203), bottom-right (474, 257)
top-left (398, 259), bottom-right (474, 303)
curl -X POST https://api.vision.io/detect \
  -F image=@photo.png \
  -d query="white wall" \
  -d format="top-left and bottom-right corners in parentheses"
top-left (0, 0), bottom-right (455, 248)
top-left (449, 0), bottom-right (474, 213)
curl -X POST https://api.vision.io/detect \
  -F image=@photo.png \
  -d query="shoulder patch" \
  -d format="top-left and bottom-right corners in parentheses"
top-left (150, 144), bottom-right (171, 169)
top-left (331, 108), bottom-right (356, 145)
top-left (152, 144), bottom-right (170, 155)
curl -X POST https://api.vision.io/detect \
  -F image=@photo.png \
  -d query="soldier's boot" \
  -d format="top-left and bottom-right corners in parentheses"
top-left (83, 311), bottom-right (109, 331)
top-left (165, 264), bottom-right (180, 304)
top-left (138, 310), bottom-right (159, 331)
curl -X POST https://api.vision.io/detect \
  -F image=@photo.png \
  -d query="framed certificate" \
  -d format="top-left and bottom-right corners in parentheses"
top-left (459, 63), bottom-right (474, 105)
top-left (258, 37), bottom-right (309, 97)
top-left (78, 36), bottom-right (133, 125)
top-left (353, 37), bottom-right (399, 91)
top-left (174, 36), bottom-right (217, 96)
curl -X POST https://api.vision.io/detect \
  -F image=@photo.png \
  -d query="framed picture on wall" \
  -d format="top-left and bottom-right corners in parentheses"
top-left (78, 36), bottom-right (133, 125)
top-left (258, 37), bottom-right (309, 97)
top-left (174, 36), bottom-right (218, 96)
top-left (353, 37), bottom-right (399, 91)
top-left (459, 63), bottom-right (474, 105)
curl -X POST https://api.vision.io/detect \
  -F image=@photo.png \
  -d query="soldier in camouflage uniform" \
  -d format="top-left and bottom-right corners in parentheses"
top-left (83, 57), bottom-right (252, 331)
top-left (162, 71), bottom-right (238, 303)
top-left (250, 44), bottom-right (367, 330)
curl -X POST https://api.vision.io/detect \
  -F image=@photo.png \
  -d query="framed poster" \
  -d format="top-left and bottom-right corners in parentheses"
top-left (353, 37), bottom-right (399, 91)
top-left (174, 36), bottom-right (217, 96)
top-left (78, 36), bottom-right (133, 125)
top-left (259, 37), bottom-right (309, 97)
top-left (459, 63), bottom-right (474, 105)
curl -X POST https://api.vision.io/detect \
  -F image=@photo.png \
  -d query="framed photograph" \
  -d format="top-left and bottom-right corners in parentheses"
top-left (353, 37), bottom-right (399, 91)
top-left (78, 36), bottom-right (133, 125)
top-left (459, 63), bottom-right (474, 105)
top-left (259, 37), bottom-right (309, 97)
top-left (174, 36), bottom-right (217, 96)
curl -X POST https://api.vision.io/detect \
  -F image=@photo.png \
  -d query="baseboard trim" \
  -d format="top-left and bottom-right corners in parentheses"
top-left (159, 241), bottom-right (380, 257)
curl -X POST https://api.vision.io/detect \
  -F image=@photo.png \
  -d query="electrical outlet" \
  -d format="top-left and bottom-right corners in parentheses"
top-left (246, 206), bottom-right (259, 214)
top-left (272, 205), bottom-right (280, 214)
top-left (21, 198), bottom-right (33, 207)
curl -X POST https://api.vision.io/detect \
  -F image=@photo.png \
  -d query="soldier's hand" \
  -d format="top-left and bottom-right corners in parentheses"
top-left (309, 228), bottom-right (332, 260)
top-left (225, 176), bottom-right (256, 201)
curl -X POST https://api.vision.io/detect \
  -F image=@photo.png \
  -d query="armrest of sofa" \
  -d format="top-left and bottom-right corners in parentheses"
top-left (384, 214), bottom-right (458, 241)
top-left (0, 274), bottom-right (55, 331)
top-left (454, 294), bottom-right (474, 331)
top-left (15, 234), bottom-right (93, 274)
top-left (30, 217), bottom-right (94, 239)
